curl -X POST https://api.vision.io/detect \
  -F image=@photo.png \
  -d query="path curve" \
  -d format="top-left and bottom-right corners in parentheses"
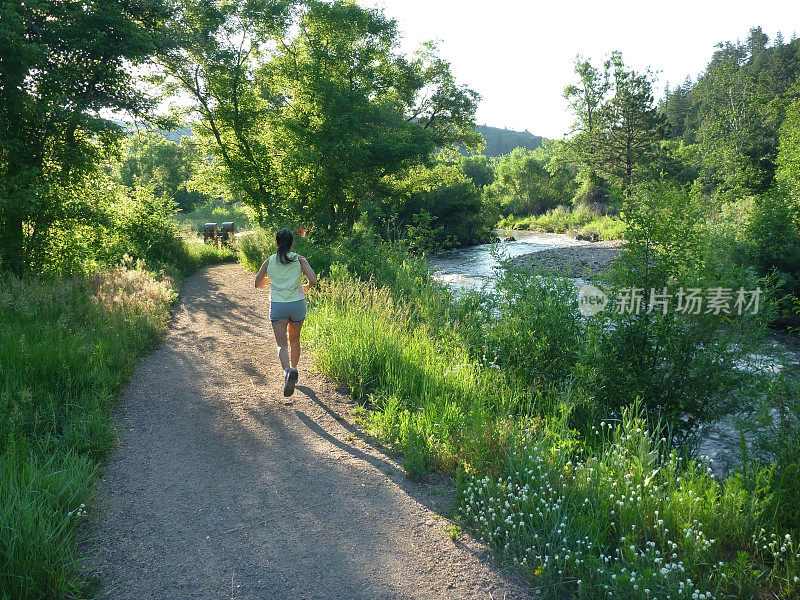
top-left (88, 263), bottom-right (532, 599)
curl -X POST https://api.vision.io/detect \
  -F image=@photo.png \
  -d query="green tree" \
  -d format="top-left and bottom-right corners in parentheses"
top-left (661, 76), bottom-right (695, 141)
top-left (776, 98), bottom-right (800, 193)
top-left (458, 154), bottom-right (494, 189)
top-left (160, 0), bottom-right (480, 232)
top-left (563, 53), bottom-right (665, 200)
top-left (591, 53), bottom-right (667, 194)
top-left (0, 0), bottom-right (169, 274)
top-left (485, 147), bottom-right (576, 216)
top-left (118, 131), bottom-right (207, 210)
top-left (393, 163), bottom-right (488, 248)
top-left (158, 0), bottom-right (292, 222)
top-left (564, 56), bottom-right (610, 136)
top-left (676, 29), bottom-right (800, 197)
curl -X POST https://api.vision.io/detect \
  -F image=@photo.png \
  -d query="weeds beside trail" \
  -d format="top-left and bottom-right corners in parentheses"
top-left (0, 270), bottom-right (172, 598)
top-left (238, 226), bottom-right (800, 599)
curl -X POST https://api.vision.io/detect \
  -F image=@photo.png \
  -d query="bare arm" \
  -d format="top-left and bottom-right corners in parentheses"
top-left (298, 255), bottom-right (317, 290)
top-left (254, 259), bottom-right (270, 288)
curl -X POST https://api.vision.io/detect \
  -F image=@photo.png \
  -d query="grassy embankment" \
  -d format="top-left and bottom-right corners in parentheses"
top-left (241, 227), bottom-right (799, 600)
top-left (0, 241), bottom-right (232, 599)
top-left (499, 204), bottom-right (626, 241)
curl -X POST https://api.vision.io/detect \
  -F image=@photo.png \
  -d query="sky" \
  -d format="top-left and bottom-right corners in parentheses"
top-left (356, 0), bottom-right (800, 138)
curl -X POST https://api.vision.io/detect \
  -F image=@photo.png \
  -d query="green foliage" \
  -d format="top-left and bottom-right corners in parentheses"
top-left (105, 187), bottom-right (187, 268)
top-left (118, 131), bottom-right (208, 211)
top-left (661, 76), bottom-right (695, 141)
top-left (0, 0), bottom-right (171, 274)
top-left (458, 154), bottom-right (495, 188)
top-left (391, 163), bottom-right (493, 249)
top-left (564, 55), bottom-right (610, 135)
top-left (584, 182), bottom-right (767, 439)
top-left (776, 98), bottom-right (800, 194)
top-left (662, 29), bottom-right (800, 196)
top-left (299, 233), bottom-right (795, 598)
top-left (403, 210), bottom-right (454, 254)
top-left (0, 271), bottom-right (174, 598)
top-left (616, 181), bottom-right (707, 285)
top-left (563, 52), bottom-right (667, 196)
top-left (745, 375), bottom-right (800, 538)
top-left (486, 147), bottom-right (578, 216)
top-left (160, 0), bottom-right (480, 231)
top-left (486, 266), bottom-right (584, 387)
top-left (744, 188), bottom-right (800, 307)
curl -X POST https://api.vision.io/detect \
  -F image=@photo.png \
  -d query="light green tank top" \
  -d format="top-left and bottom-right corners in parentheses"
top-left (267, 252), bottom-right (304, 303)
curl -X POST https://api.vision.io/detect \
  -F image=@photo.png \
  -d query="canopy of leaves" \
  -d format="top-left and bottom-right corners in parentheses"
top-left (660, 28), bottom-right (800, 195)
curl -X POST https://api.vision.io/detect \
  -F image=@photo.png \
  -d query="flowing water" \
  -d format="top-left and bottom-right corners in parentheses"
top-left (428, 229), bottom-right (589, 291)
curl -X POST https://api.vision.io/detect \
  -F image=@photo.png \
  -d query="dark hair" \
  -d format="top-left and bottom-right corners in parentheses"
top-left (275, 228), bottom-right (296, 264)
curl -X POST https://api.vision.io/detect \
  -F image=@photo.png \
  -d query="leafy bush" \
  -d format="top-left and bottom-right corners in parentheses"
top-left (370, 163), bottom-right (495, 250)
top-left (486, 147), bottom-right (578, 216)
top-left (118, 131), bottom-right (209, 212)
top-left (104, 186), bottom-right (187, 268)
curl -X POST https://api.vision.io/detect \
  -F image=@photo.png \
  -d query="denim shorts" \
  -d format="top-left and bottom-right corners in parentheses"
top-left (269, 299), bottom-right (307, 323)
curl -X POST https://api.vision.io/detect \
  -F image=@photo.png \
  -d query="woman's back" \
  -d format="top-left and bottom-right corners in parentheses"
top-left (267, 252), bottom-right (304, 302)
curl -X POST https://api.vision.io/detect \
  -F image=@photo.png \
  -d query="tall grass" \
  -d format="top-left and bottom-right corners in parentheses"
top-left (306, 272), bottom-right (536, 476)
top-left (0, 219), bottom-right (238, 599)
top-left (0, 271), bottom-right (174, 599)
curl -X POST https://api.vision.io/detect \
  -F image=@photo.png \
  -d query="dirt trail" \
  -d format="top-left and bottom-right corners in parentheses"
top-left (87, 263), bottom-right (531, 599)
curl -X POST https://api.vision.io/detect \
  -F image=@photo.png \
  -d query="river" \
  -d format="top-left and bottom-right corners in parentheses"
top-left (428, 229), bottom-right (590, 291)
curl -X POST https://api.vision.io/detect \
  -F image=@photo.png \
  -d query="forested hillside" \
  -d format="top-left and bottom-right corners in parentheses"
top-left (474, 124), bottom-right (543, 156)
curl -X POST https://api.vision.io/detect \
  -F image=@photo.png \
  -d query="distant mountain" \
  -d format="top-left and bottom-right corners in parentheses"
top-left (113, 119), bottom-right (542, 157)
top-left (474, 124), bottom-right (544, 157)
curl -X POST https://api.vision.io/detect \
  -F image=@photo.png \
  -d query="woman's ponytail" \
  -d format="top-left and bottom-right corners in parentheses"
top-left (275, 228), bottom-right (296, 264)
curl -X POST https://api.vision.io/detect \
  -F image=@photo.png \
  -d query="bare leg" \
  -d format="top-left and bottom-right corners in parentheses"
top-left (271, 319), bottom-right (290, 370)
top-left (288, 321), bottom-right (303, 369)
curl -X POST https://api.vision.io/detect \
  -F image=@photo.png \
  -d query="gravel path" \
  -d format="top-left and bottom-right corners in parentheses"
top-left (87, 263), bottom-right (531, 599)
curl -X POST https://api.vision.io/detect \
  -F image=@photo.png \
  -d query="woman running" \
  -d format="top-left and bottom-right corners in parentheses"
top-left (254, 228), bottom-right (317, 397)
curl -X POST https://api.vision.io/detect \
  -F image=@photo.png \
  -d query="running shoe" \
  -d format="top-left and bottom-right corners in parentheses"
top-left (283, 368), bottom-right (298, 397)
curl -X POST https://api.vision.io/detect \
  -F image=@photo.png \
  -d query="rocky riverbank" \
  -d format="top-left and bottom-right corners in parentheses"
top-left (510, 239), bottom-right (624, 279)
